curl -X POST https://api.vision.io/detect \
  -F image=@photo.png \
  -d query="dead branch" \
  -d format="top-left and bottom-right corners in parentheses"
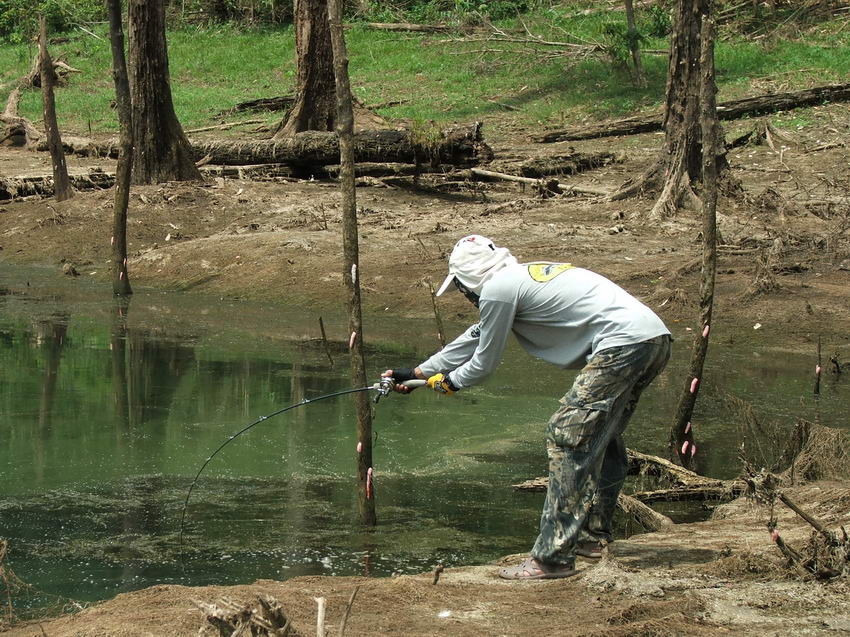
top-left (618, 493), bottom-right (675, 531)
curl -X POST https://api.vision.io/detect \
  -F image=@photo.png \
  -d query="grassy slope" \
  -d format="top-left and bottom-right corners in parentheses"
top-left (0, 5), bottom-right (848, 137)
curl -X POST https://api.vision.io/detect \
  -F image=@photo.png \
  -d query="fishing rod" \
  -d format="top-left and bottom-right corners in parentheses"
top-left (177, 376), bottom-right (425, 554)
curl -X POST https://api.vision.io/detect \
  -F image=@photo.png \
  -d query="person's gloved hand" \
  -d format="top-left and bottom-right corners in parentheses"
top-left (381, 368), bottom-right (418, 393)
top-left (427, 373), bottom-right (458, 395)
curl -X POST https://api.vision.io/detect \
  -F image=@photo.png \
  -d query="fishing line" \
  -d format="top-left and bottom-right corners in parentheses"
top-left (177, 384), bottom-right (376, 555)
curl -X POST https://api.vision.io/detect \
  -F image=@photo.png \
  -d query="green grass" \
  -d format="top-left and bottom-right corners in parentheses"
top-left (0, 4), bottom-right (848, 136)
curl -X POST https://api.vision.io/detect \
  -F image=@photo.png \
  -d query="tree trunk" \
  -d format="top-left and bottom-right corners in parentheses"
top-left (670, 13), bottom-right (719, 470)
top-left (608, 0), bottom-right (730, 218)
top-left (108, 0), bottom-right (133, 296)
top-left (329, 0), bottom-right (376, 526)
top-left (276, 0), bottom-right (336, 138)
top-left (38, 17), bottom-right (73, 202)
top-left (127, 0), bottom-right (201, 184)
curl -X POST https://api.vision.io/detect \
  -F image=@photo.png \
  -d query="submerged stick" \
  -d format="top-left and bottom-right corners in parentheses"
top-left (337, 585), bottom-right (360, 637)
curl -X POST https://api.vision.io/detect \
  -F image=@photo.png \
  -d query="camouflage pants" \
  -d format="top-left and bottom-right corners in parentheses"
top-left (530, 335), bottom-right (671, 567)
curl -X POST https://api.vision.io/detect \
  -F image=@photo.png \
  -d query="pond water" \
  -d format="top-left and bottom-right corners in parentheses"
top-left (1, 265), bottom-right (847, 615)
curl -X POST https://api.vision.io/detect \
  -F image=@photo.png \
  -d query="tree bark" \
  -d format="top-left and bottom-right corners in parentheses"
top-left (329, 0), bottom-right (376, 525)
top-left (276, 0), bottom-right (337, 138)
top-left (108, 0), bottom-right (133, 296)
top-left (670, 13), bottom-right (719, 469)
top-left (38, 17), bottom-right (73, 202)
top-left (127, 0), bottom-right (201, 184)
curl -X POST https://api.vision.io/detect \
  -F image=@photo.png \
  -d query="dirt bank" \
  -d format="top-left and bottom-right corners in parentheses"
top-left (2, 109), bottom-right (850, 351)
top-left (5, 481), bottom-right (849, 636)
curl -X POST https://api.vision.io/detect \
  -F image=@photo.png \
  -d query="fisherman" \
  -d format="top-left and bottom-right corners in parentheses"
top-left (383, 234), bottom-right (671, 580)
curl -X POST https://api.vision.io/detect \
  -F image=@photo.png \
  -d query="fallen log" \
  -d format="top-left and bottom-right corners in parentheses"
top-left (0, 171), bottom-right (113, 200)
top-left (519, 151), bottom-right (624, 177)
top-left (467, 167), bottom-right (562, 195)
top-left (618, 493), bottom-right (675, 531)
top-left (0, 163), bottom-right (425, 200)
top-left (360, 22), bottom-right (455, 33)
top-left (43, 122), bottom-right (491, 169)
top-left (466, 167), bottom-right (610, 196)
top-left (513, 449), bottom-right (743, 492)
top-left (221, 95), bottom-right (295, 114)
top-left (534, 82), bottom-right (850, 143)
top-left (629, 482), bottom-right (746, 503)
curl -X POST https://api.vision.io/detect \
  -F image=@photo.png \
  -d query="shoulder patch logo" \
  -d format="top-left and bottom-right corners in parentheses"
top-left (528, 263), bottom-right (574, 282)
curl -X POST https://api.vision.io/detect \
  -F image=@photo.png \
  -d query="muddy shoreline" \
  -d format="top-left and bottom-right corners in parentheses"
top-left (2, 117), bottom-right (850, 635)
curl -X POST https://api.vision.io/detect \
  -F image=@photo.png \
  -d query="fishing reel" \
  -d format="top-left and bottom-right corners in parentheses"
top-left (372, 377), bottom-right (426, 403)
top-left (373, 376), bottom-right (396, 403)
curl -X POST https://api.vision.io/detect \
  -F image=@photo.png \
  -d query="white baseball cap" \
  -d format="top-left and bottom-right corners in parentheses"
top-left (435, 235), bottom-right (517, 296)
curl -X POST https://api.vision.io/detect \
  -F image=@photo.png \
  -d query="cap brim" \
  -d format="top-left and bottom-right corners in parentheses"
top-left (435, 273), bottom-right (456, 296)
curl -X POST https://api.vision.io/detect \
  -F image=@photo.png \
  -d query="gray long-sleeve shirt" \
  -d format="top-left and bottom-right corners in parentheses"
top-left (418, 263), bottom-right (670, 388)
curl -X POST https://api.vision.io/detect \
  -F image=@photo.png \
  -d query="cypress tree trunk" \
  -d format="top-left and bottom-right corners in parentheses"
top-left (328, 0), bottom-right (376, 526)
top-left (38, 17), bottom-right (73, 202)
top-left (108, 0), bottom-right (133, 296)
top-left (275, 0), bottom-right (336, 137)
top-left (670, 14), bottom-right (719, 470)
top-left (610, 0), bottom-right (729, 218)
top-left (128, 0), bottom-right (200, 184)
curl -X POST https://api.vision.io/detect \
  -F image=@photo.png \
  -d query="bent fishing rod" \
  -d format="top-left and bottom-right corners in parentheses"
top-left (177, 376), bottom-right (425, 554)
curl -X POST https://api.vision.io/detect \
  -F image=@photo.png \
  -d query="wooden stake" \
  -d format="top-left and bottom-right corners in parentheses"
top-left (670, 11), bottom-right (719, 470)
top-left (38, 16), bottom-right (73, 202)
top-left (329, 0), bottom-right (376, 526)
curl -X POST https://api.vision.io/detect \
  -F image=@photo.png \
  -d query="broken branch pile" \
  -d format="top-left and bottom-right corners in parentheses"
top-left (195, 595), bottom-right (299, 636)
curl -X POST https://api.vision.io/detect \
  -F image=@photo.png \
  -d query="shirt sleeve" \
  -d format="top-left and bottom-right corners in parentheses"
top-left (443, 298), bottom-right (516, 388)
top-left (418, 323), bottom-right (482, 378)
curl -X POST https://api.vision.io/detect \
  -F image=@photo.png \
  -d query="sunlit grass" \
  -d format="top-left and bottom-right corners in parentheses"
top-left (0, 8), bottom-right (847, 136)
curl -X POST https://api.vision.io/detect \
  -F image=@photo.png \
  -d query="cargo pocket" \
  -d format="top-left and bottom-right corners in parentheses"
top-left (547, 396), bottom-right (612, 451)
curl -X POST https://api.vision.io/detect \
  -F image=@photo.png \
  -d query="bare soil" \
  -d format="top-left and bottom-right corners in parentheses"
top-left (2, 107), bottom-right (850, 635)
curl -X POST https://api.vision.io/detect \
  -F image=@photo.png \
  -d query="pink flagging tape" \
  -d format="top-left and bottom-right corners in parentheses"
top-left (366, 467), bottom-right (373, 499)
top-left (771, 529), bottom-right (780, 543)
top-left (349, 331), bottom-right (356, 350)
top-left (690, 443), bottom-right (697, 457)
top-left (690, 378), bottom-right (699, 394)
top-left (356, 441), bottom-right (362, 453)
top-left (681, 440), bottom-right (689, 455)
top-left (684, 421), bottom-right (691, 434)
top-left (816, 365), bottom-right (822, 375)
top-left (702, 324), bottom-right (710, 338)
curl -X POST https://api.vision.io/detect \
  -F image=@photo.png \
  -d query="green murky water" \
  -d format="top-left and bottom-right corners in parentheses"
top-left (1, 265), bottom-right (847, 614)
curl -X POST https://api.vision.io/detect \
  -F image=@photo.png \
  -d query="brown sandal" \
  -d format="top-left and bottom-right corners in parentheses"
top-left (498, 557), bottom-right (578, 580)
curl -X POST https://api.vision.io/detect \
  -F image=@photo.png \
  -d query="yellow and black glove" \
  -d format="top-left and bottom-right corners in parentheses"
top-left (427, 373), bottom-right (459, 395)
